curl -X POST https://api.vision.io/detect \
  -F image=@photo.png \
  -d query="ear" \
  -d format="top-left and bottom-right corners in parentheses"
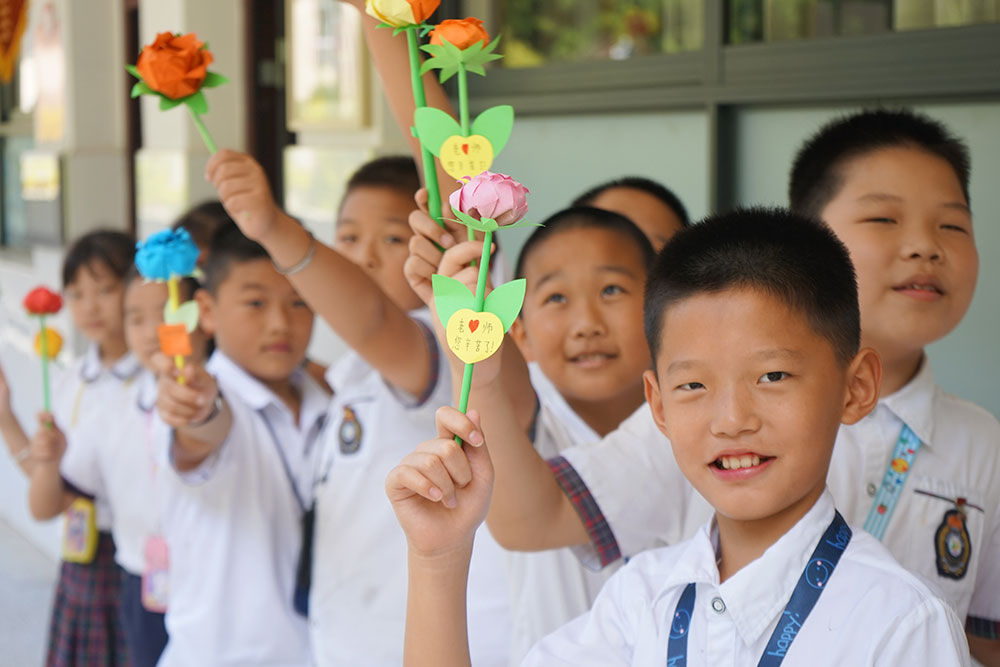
top-left (643, 369), bottom-right (671, 439)
top-left (194, 288), bottom-right (217, 338)
top-left (508, 318), bottom-right (534, 362)
top-left (840, 347), bottom-right (881, 425)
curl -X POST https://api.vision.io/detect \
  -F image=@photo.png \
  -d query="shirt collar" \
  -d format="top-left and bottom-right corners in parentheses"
top-left (80, 344), bottom-right (142, 383)
top-left (207, 351), bottom-right (328, 432)
top-left (663, 490), bottom-right (838, 647)
top-left (880, 355), bottom-right (936, 448)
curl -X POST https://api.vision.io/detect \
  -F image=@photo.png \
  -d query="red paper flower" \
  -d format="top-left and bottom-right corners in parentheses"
top-left (136, 32), bottom-right (214, 100)
top-left (23, 287), bottom-right (62, 315)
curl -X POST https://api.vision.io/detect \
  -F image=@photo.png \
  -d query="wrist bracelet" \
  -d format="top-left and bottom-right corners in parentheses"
top-left (191, 394), bottom-right (223, 428)
top-left (13, 448), bottom-right (30, 463)
top-left (273, 230), bottom-right (316, 276)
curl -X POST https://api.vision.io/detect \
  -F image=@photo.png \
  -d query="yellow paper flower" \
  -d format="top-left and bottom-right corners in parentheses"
top-left (34, 328), bottom-right (63, 358)
top-left (365, 0), bottom-right (440, 27)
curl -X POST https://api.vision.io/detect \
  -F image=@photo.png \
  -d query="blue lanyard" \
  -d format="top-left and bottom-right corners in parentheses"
top-left (863, 423), bottom-right (922, 540)
top-left (667, 511), bottom-right (851, 666)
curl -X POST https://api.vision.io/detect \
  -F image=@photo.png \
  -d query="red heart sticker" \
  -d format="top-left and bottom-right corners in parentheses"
top-left (468, 319), bottom-right (479, 332)
top-left (462, 143), bottom-right (470, 155)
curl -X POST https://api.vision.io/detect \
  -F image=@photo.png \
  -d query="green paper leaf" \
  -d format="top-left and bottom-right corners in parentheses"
top-left (484, 279), bottom-right (526, 332)
top-left (436, 64), bottom-right (460, 83)
top-left (125, 64), bottom-right (140, 78)
top-left (431, 274), bottom-right (476, 329)
top-left (184, 90), bottom-right (209, 115)
top-left (502, 218), bottom-right (542, 231)
top-left (471, 106), bottom-right (514, 155)
top-left (201, 71), bottom-right (228, 88)
top-left (451, 208), bottom-right (498, 232)
top-left (159, 96), bottom-right (183, 111)
top-left (164, 300), bottom-right (200, 333)
top-left (413, 107), bottom-right (463, 156)
top-left (131, 81), bottom-right (154, 98)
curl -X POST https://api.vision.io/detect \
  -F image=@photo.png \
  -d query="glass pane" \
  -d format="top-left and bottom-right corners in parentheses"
top-left (3, 136), bottom-right (36, 248)
top-left (495, 0), bottom-right (704, 69)
top-left (728, 0), bottom-right (1000, 44)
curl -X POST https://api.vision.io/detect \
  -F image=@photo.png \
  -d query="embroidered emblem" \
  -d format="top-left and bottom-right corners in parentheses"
top-left (935, 500), bottom-right (971, 580)
top-left (338, 406), bottom-right (363, 455)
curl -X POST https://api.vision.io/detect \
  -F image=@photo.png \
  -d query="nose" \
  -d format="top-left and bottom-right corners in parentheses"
top-left (359, 239), bottom-right (379, 271)
top-left (901, 222), bottom-right (943, 262)
top-left (709, 384), bottom-right (761, 438)
top-left (571, 298), bottom-right (606, 339)
top-left (266, 302), bottom-right (291, 333)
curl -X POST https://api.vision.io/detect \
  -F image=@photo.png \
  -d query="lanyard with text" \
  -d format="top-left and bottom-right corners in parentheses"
top-left (667, 511), bottom-right (851, 666)
top-left (862, 423), bottom-right (922, 541)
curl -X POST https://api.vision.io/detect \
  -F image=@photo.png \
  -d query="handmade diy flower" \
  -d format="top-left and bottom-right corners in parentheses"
top-left (450, 171), bottom-right (529, 226)
top-left (34, 329), bottom-right (63, 358)
top-left (134, 228), bottom-right (200, 282)
top-left (23, 287), bottom-right (62, 315)
top-left (136, 32), bottom-right (213, 100)
top-left (429, 18), bottom-right (489, 49)
top-left (365, 0), bottom-right (440, 27)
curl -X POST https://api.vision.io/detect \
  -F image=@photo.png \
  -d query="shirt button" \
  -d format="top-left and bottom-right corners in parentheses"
top-left (711, 597), bottom-right (726, 614)
top-left (866, 483), bottom-right (877, 497)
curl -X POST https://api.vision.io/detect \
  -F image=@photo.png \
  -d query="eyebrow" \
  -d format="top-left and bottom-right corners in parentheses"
top-left (533, 264), bottom-right (639, 290)
top-left (856, 192), bottom-right (970, 213)
top-left (337, 216), bottom-right (410, 227)
top-left (664, 348), bottom-right (803, 375)
top-left (238, 282), bottom-right (269, 292)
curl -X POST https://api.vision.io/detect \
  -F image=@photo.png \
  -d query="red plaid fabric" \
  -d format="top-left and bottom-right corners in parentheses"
top-left (547, 455), bottom-right (621, 567)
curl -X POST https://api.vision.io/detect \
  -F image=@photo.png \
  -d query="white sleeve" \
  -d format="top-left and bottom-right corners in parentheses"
top-left (557, 405), bottom-right (705, 566)
top-left (873, 597), bottom-right (970, 666)
top-left (967, 493), bottom-right (1000, 634)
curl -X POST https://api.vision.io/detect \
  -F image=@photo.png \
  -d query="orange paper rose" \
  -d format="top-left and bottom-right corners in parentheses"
top-left (429, 18), bottom-right (489, 49)
top-left (366, 0), bottom-right (440, 27)
top-left (136, 32), bottom-right (213, 100)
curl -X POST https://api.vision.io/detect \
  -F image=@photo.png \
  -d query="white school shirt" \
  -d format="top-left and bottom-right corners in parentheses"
top-left (557, 359), bottom-right (1000, 630)
top-left (309, 309), bottom-right (511, 667)
top-left (504, 364), bottom-right (621, 663)
top-left (156, 351), bottom-right (329, 667)
top-left (58, 345), bottom-right (143, 533)
top-left (61, 369), bottom-right (161, 574)
top-left (525, 491), bottom-right (970, 666)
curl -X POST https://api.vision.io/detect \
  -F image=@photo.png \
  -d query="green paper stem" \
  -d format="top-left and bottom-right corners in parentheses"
top-left (406, 26), bottom-right (444, 230)
top-left (39, 315), bottom-right (51, 416)
top-left (457, 63), bottom-right (470, 137)
top-left (455, 229), bottom-right (493, 445)
top-left (187, 107), bottom-right (218, 154)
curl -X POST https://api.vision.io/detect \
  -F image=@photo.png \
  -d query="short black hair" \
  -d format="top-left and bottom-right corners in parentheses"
top-left (514, 206), bottom-right (656, 281)
top-left (342, 155), bottom-right (421, 205)
top-left (789, 108), bottom-right (971, 219)
top-left (201, 222), bottom-right (271, 294)
top-left (171, 201), bottom-right (234, 251)
top-left (644, 207), bottom-right (859, 366)
top-left (62, 229), bottom-right (135, 288)
top-left (572, 176), bottom-right (690, 227)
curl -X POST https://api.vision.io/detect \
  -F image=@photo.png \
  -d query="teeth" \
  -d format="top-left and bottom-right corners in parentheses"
top-left (718, 455), bottom-right (761, 470)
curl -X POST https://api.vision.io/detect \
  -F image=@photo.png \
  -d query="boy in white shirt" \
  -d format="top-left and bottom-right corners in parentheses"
top-left (386, 207), bottom-right (969, 665)
top-left (153, 224), bottom-right (329, 666)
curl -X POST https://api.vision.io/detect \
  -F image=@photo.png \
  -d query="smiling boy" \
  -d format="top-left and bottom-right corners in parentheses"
top-left (386, 208), bottom-right (969, 665)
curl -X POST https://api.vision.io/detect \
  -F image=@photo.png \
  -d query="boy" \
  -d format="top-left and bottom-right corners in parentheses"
top-left (153, 224), bottom-right (329, 666)
top-left (417, 108), bottom-right (1000, 663)
top-left (388, 208), bottom-right (969, 665)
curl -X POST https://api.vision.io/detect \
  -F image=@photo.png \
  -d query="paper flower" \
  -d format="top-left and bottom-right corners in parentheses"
top-left (450, 171), bottom-right (529, 226)
top-left (34, 329), bottom-right (63, 358)
top-left (23, 287), bottom-right (62, 315)
top-left (429, 18), bottom-right (489, 49)
top-left (366, 0), bottom-right (440, 28)
top-left (135, 228), bottom-right (200, 281)
top-left (136, 32), bottom-right (213, 100)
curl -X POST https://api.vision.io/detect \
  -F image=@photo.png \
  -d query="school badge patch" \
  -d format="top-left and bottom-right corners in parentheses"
top-left (338, 406), bottom-right (363, 455)
top-left (935, 506), bottom-right (971, 579)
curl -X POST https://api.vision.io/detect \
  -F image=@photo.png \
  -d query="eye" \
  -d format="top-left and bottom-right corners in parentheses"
top-left (245, 299), bottom-right (265, 309)
top-left (543, 292), bottom-right (566, 305)
top-left (863, 217), bottom-right (896, 224)
top-left (385, 235), bottom-right (406, 246)
top-left (336, 233), bottom-right (357, 245)
top-left (940, 223), bottom-right (969, 234)
top-left (677, 381), bottom-right (705, 391)
top-left (601, 284), bottom-right (625, 297)
top-left (292, 299), bottom-right (309, 309)
top-left (759, 371), bottom-right (788, 384)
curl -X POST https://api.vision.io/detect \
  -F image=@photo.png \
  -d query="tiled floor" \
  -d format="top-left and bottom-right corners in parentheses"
top-left (0, 518), bottom-right (56, 665)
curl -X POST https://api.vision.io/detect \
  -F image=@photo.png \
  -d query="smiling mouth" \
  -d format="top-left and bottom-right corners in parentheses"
top-left (893, 282), bottom-right (943, 295)
top-left (713, 454), bottom-right (773, 470)
top-left (569, 352), bottom-right (616, 366)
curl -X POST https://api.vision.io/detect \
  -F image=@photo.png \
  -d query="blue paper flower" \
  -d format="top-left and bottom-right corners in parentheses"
top-left (135, 228), bottom-right (199, 281)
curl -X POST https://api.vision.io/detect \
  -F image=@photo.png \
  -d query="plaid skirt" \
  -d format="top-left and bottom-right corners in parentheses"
top-left (46, 531), bottom-right (130, 667)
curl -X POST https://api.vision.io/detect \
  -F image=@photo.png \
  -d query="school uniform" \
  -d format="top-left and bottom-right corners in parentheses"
top-left (525, 491), bottom-right (969, 666)
top-left (309, 309), bottom-right (511, 667)
top-left (549, 358), bottom-right (1000, 638)
top-left (156, 351), bottom-right (328, 667)
top-left (48, 346), bottom-right (139, 666)
top-left (504, 364), bottom-right (621, 663)
top-left (61, 367), bottom-right (168, 666)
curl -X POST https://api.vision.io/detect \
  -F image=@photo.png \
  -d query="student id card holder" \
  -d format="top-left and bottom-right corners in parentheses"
top-left (142, 535), bottom-right (170, 612)
top-left (62, 497), bottom-right (98, 563)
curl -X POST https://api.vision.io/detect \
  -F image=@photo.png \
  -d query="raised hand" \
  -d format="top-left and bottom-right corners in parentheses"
top-left (153, 352), bottom-right (219, 429)
top-left (29, 412), bottom-right (65, 463)
top-left (386, 407), bottom-right (493, 558)
top-left (204, 149), bottom-right (281, 243)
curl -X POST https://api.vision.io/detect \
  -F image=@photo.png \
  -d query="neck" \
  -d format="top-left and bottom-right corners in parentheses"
top-left (565, 382), bottom-right (645, 437)
top-left (715, 485), bottom-right (824, 583)
top-left (98, 338), bottom-right (128, 366)
top-left (877, 348), bottom-right (924, 397)
top-left (264, 378), bottom-right (302, 424)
